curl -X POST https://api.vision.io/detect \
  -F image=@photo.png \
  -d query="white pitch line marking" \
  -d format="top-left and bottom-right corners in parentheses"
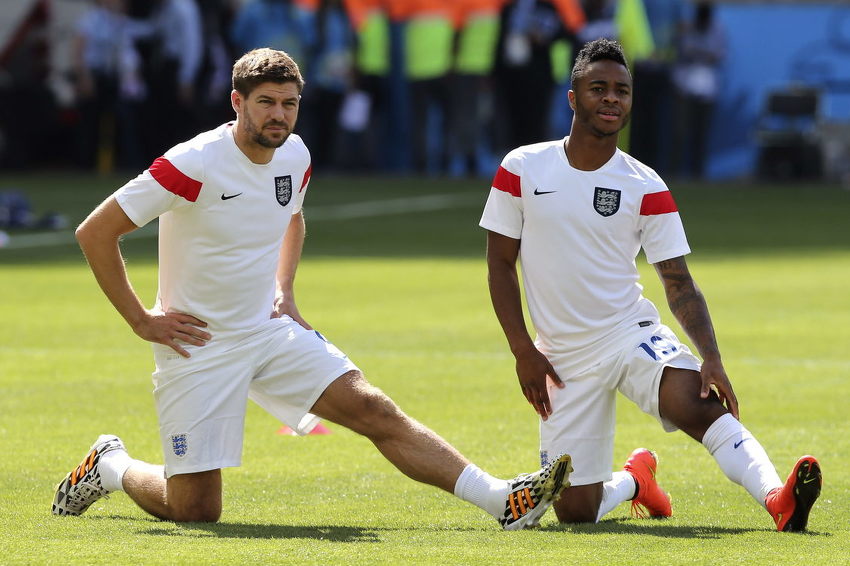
top-left (0, 192), bottom-right (483, 251)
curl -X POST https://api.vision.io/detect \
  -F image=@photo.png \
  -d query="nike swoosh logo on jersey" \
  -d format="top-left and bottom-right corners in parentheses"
top-left (533, 189), bottom-right (557, 195)
top-left (733, 439), bottom-right (748, 449)
top-left (221, 193), bottom-right (243, 200)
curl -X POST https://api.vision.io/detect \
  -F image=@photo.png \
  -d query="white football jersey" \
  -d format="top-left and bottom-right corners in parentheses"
top-left (480, 137), bottom-right (691, 375)
top-left (115, 122), bottom-right (312, 335)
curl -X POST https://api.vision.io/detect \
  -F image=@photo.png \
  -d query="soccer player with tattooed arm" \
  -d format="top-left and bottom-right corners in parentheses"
top-left (480, 38), bottom-right (821, 531)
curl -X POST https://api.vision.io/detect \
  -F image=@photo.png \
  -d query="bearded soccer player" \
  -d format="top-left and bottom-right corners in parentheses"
top-left (52, 48), bottom-right (571, 529)
top-left (480, 38), bottom-right (821, 531)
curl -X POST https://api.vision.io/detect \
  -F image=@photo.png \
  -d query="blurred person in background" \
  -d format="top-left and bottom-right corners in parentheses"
top-left (575, 0), bottom-right (616, 44)
top-left (449, 0), bottom-right (504, 177)
top-left (194, 0), bottom-right (240, 131)
top-left (230, 0), bottom-right (313, 61)
top-left (338, 0), bottom-right (392, 170)
top-left (299, 0), bottom-right (357, 172)
top-left (0, 0), bottom-right (52, 169)
top-left (627, 0), bottom-right (686, 173)
top-left (670, 1), bottom-right (725, 179)
top-left (400, 0), bottom-right (455, 175)
top-left (72, 0), bottom-right (145, 171)
top-left (135, 0), bottom-right (204, 162)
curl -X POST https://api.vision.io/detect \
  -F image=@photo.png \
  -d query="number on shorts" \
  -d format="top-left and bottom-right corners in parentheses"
top-left (638, 335), bottom-right (679, 361)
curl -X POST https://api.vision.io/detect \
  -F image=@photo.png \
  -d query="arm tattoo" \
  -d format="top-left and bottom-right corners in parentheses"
top-left (656, 257), bottom-right (720, 358)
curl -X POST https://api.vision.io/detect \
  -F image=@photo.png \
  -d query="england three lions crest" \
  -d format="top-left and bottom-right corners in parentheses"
top-left (171, 433), bottom-right (188, 458)
top-left (275, 175), bottom-right (292, 206)
top-left (593, 187), bottom-right (621, 217)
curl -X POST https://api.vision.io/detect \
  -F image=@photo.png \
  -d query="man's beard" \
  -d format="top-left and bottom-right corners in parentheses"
top-left (248, 119), bottom-right (290, 148)
top-left (252, 129), bottom-right (289, 148)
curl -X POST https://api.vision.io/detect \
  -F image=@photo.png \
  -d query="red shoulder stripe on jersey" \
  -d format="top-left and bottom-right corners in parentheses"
top-left (640, 190), bottom-right (678, 215)
top-left (492, 166), bottom-right (521, 197)
top-left (299, 163), bottom-right (312, 193)
top-left (148, 157), bottom-right (202, 202)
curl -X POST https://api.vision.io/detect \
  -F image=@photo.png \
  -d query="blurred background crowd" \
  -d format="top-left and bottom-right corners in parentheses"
top-left (1, 0), bottom-right (849, 182)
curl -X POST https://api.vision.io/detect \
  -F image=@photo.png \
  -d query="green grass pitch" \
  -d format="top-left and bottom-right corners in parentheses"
top-left (0, 173), bottom-right (848, 564)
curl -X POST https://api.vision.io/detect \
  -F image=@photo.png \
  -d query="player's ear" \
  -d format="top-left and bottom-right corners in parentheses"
top-left (567, 89), bottom-right (576, 110)
top-left (231, 89), bottom-right (242, 114)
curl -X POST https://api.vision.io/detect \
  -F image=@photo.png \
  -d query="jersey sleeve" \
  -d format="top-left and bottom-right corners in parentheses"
top-left (114, 144), bottom-right (203, 227)
top-left (479, 151), bottom-right (524, 239)
top-left (638, 187), bottom-right (691, 264)
top-left (292, 161), bottom-right (311, 215)
top-left (286, 136), bottom-right (312, 215)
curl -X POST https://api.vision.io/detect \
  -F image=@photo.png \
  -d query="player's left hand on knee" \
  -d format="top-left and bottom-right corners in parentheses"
top-left (699, 358), bottom-right (739, 418)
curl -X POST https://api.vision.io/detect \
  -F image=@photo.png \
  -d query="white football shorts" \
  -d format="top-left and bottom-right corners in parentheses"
top-left (539, 323), bottom-right (701, 486)
top-left (151, 316), bottom-right (358, 477)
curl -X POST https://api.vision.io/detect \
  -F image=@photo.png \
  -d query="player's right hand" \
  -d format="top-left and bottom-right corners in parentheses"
top-left (133, 309), bottom-right (211, 358)
top-left (514, 347), bottom-right (564, 421)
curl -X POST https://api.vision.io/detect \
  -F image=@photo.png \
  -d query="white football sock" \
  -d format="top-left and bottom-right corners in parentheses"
top-left (596, 471), bottom-right (637, 522)
top-left (99, 449), bottom-right (136, 492)
top-left (702, 413), bottom-right (783, 507)
top-left (453, 464), bottom-right (511, 518)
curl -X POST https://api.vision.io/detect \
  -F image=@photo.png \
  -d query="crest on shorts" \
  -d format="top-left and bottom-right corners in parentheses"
top-left (593, 187), bottom-right (621, 217)
top-left (275, 175), bottom-right (292, 206)
top-left (171, 433), bottom-right (188, 458)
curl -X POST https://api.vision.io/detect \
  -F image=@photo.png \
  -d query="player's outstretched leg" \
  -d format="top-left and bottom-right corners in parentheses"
top-left (765, 455), bottom-right (821, 532)
top-left (623, 448), bottom-right (672, 518)
top-left (52, 435), bottom-right (126, 516)
top-left (499, 453), bottom-right (573, 530)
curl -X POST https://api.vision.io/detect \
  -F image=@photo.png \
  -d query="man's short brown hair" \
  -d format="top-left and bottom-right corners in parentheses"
top-left (232, 48), bottom-right (305, 96)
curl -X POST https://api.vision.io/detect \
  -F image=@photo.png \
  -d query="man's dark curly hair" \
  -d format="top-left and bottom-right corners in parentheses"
top-left (570, 38), bottom-right (630, 86)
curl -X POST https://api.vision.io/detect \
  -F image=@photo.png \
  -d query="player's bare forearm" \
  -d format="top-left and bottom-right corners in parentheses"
top-left (274, 211), bottom-right (310, 327)
top-left (488, 262), bottom-right (558, 418)
top-left (655, 256), bottom-right (739, 416)
top-left (276, 211), bottom-right (305, 297)
top-left (77, 196), bottom-right (210, 356)
top-left (76, 197), bottom-right (149, 329)
top-left (487, 231), bottom-right (563, 419)
top-left (654, 256), bottom-right (720, 361)
top-left (486, 232), bottom-right (535, 356)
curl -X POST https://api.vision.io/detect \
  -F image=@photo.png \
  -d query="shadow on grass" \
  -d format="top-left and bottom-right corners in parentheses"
top-left (540, 517), bottom-right (831, 538)
top-left (93, 515), bottom-right (831, 540)
top-left (136, 521), bottom-right (491, 540)
top-left (139, 521), bottom-right (382, 543)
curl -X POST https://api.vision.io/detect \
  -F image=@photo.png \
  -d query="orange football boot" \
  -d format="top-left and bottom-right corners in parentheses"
top-left (623, 448), bottom-right (672, 518)
top-left (765, 455), bottom-right (821, 532)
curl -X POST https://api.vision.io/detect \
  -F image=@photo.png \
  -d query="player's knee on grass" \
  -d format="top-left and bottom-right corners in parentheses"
top-left (553, 483), bottom-right (603, 523)
top-left (166, 471), bottom-right (222, 522)
top-left (172, 502), bottom-right (221, 523)
top-left (168, 492), bottom-right (222, 523)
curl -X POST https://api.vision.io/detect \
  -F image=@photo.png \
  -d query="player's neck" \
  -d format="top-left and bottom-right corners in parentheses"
top-left (232, 121), bottom-right (276, 164)
top-left (564, 132), bottom-right (618, 171)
